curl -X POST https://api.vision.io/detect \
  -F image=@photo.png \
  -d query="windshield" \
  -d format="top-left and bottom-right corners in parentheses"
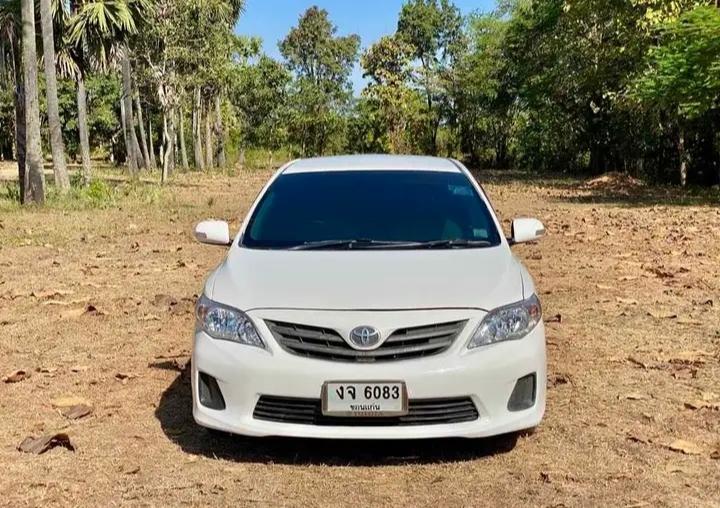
top-left (241, 170), bottom-right (502, 250)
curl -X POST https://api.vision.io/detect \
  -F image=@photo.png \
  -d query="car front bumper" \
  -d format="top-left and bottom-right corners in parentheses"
top-left (191, 312), bottom-right (546, 439)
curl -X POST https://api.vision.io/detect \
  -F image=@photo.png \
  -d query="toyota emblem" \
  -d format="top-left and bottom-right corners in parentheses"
top-left (348, 326), bottom-right (381, 350)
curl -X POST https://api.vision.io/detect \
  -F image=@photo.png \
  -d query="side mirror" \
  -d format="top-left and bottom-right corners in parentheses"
top-left (510, 218), bottom-right (546, 245)
top-left (194, 220), bottom-right (231, 246)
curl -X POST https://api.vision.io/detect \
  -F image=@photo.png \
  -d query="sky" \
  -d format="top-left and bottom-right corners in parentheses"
top-left (236, 0), bottom-right (498, 94)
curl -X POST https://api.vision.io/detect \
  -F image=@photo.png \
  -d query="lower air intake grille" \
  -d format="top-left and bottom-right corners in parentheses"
top-left (266, 320), bottom-right (467, 362)
top-left (253, 396), bottom-right (479, 426)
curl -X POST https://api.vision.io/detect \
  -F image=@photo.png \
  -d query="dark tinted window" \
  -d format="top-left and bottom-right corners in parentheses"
top-left (242, 170), bottom-right (501, 249)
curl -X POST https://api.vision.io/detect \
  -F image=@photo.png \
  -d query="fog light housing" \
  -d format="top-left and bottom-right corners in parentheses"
top-left (198, 372), bottom-right (226, 410)
top-left (507, 373), bottom-right (536, 411)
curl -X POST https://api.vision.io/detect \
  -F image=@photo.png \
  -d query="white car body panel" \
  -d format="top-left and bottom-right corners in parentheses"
top-left (192, 155), bottom-right (546, 439)
top-left (209, 248), bottom-right (524, 312)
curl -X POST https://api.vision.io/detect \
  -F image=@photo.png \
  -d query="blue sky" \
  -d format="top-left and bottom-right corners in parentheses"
top-left (236, 0), bottom-right (497, 94)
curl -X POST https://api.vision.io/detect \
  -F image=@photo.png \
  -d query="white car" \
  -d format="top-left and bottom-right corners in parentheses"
top-left (192, 155), bottom-right (546, 439)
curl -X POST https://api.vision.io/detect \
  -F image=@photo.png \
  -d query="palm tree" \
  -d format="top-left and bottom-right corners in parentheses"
top-left (65, 0), bottom-right (151, 182)
top-left (21, 0), bottom-right (44, 203)
top-left (39, 0), bottom-right (70, 191)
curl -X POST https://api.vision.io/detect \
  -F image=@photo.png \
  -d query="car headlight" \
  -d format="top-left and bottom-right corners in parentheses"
top-left (468, 294), bottom-right (542, 348)
top-left (195, 294), bottom-right (265, 349)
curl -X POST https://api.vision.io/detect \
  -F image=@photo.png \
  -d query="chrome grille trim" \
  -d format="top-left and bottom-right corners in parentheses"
top-left (253, 396), bottom-right (479, 426)
top-left (266, 319), bottom-right (467, 362)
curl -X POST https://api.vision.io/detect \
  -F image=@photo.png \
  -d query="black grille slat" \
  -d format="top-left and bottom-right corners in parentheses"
top-left (266, 320), bottom-right (467, 363)
top-left (253, 396), bottom-right (479, 426)
top-left (384, 323), bottom-right (463, 342)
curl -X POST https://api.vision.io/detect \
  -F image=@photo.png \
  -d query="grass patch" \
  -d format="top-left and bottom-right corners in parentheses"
top-left (0, 174), bottom-right (168, 211)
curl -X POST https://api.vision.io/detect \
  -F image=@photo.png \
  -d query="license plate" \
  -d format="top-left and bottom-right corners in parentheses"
top-left (322, 381), bottom-right (408, 417)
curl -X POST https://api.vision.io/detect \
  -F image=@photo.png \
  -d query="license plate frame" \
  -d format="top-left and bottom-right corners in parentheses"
top-left (321, 380), bottom-right (408, 417)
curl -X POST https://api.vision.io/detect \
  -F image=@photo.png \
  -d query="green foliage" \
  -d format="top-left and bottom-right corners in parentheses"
top-left (632, 6), bottom-right (720, 118)
top-left (279, 6), bottom-right (360, 156)
top-left (396, 0), bottom-right (464, 153)
top-left (4, 0), bottom-right (718, 190)
top-left (231, 55), bottom-right (291, 149)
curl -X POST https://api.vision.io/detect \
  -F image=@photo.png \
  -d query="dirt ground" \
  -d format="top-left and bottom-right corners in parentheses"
top-left (1, 167), bottom-right (719, 507)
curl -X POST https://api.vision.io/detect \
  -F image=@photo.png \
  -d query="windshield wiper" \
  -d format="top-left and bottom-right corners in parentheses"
top-left (289, 238), bottom-right (493, 250)
top-left (414, 239), bottom-right (493, 249)
top-left (289, 239), bottom-right (423, 250)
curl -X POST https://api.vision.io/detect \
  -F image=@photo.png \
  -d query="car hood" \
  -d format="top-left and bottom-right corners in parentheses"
top-left (207, 246), bottom-right (523, 312)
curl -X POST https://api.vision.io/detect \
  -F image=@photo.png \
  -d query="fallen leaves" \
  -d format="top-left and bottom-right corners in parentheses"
top-left (3, 369), bottom-right (30, 383)
top-left (60, 404), bottom-right (93, 420)
top-left (544, 314), bottom-right (562, 323)
top-left (616, 297), bottom-right (639, 305)
top-left (52, 396), bottom-right (92, 409)
top-left (60, 303), bottom-right (105, 319)
top-left (683, 400), bottom-right (720, 411)
top-left (665, 439), bottom-right (703, 456)
top-left (683, 392), bottom-right (720, 411)
top-left (18, 433), bottom-right (75, 454)
top-left (31, 288), bottom-right (74, 299)
top-left (646, 309), bottom-right (678, 319)
top-left (621, 392), bottom-right (649, 401)
top-left (548, 373), bottom-right (571, 387)
top-left (115, 372), bottom-right (137, 384)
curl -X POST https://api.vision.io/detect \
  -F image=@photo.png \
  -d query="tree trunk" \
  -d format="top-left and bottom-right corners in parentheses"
top-left (21, 0), bottom-right (45, 204)
top-left (678, 126), bottom-right (688, 187)
top-left (214, 95), bottom-right (225, 167)
top-left (76, 73), bottom-right (92, 185)
top-left (11, 36), bottom-right (27, 202)
top-left (193, 86), bottom-right (204, 169)
top-left (204, 98), bottom-right (213, 169)
top-left (120, 97), bottom-right (128, 161)
top-left (39, 0), bottom-right (69, 191)
top-left (121, 51), bottom-right (139, 173)
top-left (161, 113), bottom-right (169, 182)
top-left (179, 108), bottom-right (189, 170)
top-left (135, 93), bottom-right (152, 169)
top-left (161, 111), bottom-right (175, 182)
top-left (148, 115), bottom-right (157, 170)
top-left (173, 110), bottom-right (179, 168)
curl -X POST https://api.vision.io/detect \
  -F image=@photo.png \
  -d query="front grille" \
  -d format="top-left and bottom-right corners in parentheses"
top-left (266, 320), bottom-right (467, 362)
top-left (253, 396), bottom-right (479, 426)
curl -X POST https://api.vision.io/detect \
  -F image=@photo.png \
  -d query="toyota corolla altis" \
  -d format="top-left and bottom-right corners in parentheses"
top-left (192, 155), bottom-right (546, 439)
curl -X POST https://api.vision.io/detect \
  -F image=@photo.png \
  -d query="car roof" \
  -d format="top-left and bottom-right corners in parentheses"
top-left (282, 154), bottom-right (462, 174)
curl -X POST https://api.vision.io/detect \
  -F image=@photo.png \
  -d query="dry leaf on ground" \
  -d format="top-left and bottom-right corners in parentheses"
top-left (3, 370), bottom-right (30, 383)
top-left (60, 304), bottom-right (105, 319)
top-left (31, 289), bottom-right (74, 299)
top-left (617, 297), bottom-right (639, 305)
top-left (52, 396), bottom-right (92, 409)
top-left (684, 400), bottom-right (720, 410)
top-left (17, 433), bottom-right (75, 454)
top-left (665, 439), bottom-right (703, 455)
top-left (115, 373), bottom-right (137, 384)
top-left (622, 393), bottom-right (649, 401)
top-left (61, 404), bottom-right (93, 420)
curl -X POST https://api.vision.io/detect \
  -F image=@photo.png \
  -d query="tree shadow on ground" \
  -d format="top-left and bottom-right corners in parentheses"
top-left (153, 361), bottom-right (522, 466)
top-left (474, 169), bottom-right (720, 208)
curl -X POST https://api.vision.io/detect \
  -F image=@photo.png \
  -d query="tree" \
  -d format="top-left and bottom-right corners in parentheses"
top-left (21, 0), bottom-right (44, 203)
top-left (39, 0), bottom-right (70, 190)
top-left (450, 12), bottom-right (512, 166)
top-left (232, 54), bottom-right (291, 150)
top-left (632, 6), bottom-right (720, 185)
top-left (397, 0), bottom-right (463, 154)
top-left (361, 35), bottom-right (416, 153)
top-left (0, 0), bottom-right (26, 198)
top-left (280, 6), bottom-right (359, 156)
top-left (66, 0), bottom-right (150, 182)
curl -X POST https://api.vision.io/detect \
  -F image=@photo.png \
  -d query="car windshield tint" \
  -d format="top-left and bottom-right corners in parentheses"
top-left (242, 170), bottom-right (502, 250)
